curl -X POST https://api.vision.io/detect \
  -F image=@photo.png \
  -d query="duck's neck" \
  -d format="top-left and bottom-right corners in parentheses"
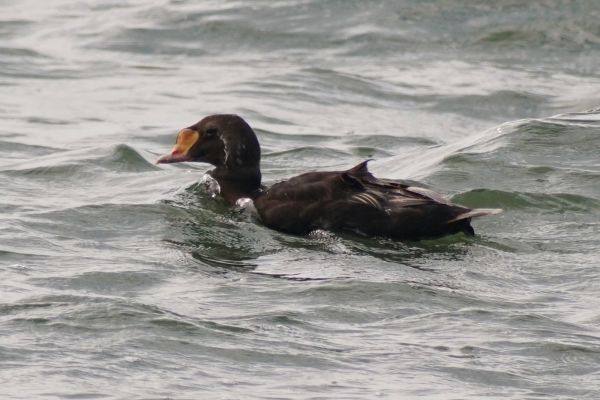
top-left (209, 165), bottom-right (262, 205)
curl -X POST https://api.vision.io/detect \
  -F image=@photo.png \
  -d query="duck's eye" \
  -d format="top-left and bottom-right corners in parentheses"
top-left (205, 127), bottom-right (218, 137)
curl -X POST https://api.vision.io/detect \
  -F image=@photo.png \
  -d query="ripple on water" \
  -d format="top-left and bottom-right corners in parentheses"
top-left (1, 144), bottom-right (159, 176)
top-left (427, 115), bottom-right (600, 199)
top-left (453, 189), bottom-right (600, 213)
top-left (0, 140), bottom-right (62, 162)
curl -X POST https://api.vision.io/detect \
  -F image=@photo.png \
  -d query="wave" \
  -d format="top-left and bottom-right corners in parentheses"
top-left (0, 144), bottom-right (160, 176)
top-left (3, 294), bottom-right (253, 335)
top-left (475, 20), bottom-right (600, 49)
top-left (453, 189), bottom-right (600, 213)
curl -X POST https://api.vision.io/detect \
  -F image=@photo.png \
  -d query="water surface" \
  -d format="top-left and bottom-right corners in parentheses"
top-left (1, 1), bottom-right (600, 399)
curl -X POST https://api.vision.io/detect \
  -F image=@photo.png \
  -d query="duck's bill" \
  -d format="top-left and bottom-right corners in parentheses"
top-left (156, 151), bottom-right (192, 164)
top-left (156, 128), bottom-right (199, 164)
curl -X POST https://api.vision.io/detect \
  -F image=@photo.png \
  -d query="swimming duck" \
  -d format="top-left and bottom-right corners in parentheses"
top-left (157, 114), bottom-right (501, 240)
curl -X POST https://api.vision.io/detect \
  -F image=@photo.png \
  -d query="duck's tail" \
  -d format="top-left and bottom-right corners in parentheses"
top-left (448, 208), bottom-right (503, 237)
top-left (448, 208), bottom-right (503, 223)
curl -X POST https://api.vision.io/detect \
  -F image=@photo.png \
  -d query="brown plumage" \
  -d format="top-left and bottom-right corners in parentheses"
top-left (157, 114), bottom-right (501, 240)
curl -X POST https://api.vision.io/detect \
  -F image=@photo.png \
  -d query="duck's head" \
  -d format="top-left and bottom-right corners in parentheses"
top-left (157, 114), bottom-right (261, 171)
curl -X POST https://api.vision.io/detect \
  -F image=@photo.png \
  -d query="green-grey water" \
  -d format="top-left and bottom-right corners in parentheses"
top-left (1, 1), bottom-right (600, 399)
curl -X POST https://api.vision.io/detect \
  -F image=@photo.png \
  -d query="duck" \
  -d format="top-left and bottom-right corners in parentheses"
top-left (157, 114), bottom-right (501, 240)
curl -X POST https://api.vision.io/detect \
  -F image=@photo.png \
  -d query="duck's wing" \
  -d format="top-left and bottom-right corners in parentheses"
top-left (341, 160), bottom-right (448, 208)
top-left (345, 161), bottom-right (503, 237)
top-left (345, 160), bottom-right (503, 213)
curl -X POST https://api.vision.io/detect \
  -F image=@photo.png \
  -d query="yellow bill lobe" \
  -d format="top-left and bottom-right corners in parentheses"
top-left (174, 128), bottom-right (200, 155)
top-left (156, 128), bottom-right (200, 164)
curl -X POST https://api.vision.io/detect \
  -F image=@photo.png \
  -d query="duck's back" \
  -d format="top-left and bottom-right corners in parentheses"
top-left (254, 161), bottom-right (500, 240)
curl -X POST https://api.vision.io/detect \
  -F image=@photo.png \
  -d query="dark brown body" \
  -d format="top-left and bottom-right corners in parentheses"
top-left (253, 161), bottom-right (475, 240)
